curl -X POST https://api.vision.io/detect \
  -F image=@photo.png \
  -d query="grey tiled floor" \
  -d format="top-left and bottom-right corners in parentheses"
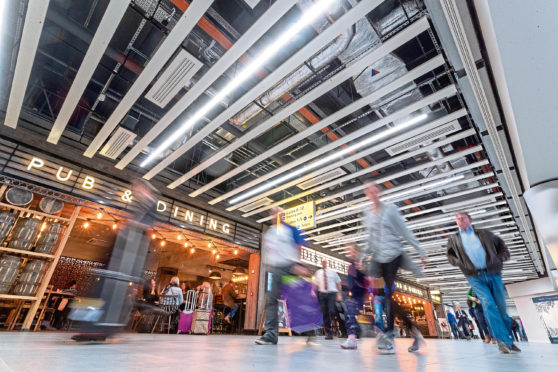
top-left (0, 333), bottom-right (556, 372)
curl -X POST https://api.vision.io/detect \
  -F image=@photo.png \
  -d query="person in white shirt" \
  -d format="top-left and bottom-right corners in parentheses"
top-left (313, 259), bottom-right (342, 339)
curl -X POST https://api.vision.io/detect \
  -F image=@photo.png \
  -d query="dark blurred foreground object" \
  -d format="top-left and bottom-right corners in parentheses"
top-left (70, 179), bottom-right (159, 342)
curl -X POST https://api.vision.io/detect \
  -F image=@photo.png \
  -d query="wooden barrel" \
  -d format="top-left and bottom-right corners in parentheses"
top-left (7, 217), bottom-right (41, 251)
top-left (13, 260), bottom-right (46, 296)
top-left (35, 222), bottom-right (63, 254)
top-left (0, 255), bottom-right (23, 294)
top-left (0, 211), bottom-right (17, 246)
top-left (38, 198), bottom-right (64, 214)
top-left (4, 188), bottom-right (33, 206)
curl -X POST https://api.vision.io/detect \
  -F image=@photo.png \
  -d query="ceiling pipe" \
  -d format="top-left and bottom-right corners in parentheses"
top-left (46, 4), bottom-right (144, 75)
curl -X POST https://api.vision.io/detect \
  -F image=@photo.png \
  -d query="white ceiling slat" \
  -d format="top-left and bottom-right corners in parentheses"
top-left (4, 0), bottom-right (50, 129)
top-left (244, 128), bottom-right (478, 219)
top-left (227, 86), bottom-right (461, 212)
top-left (46, 0), bottom-right (131, 144)
top-left (113, 0), bottom-right (298, 169)
top-left (194, 55), bottom-right (445, 198)
top-left (141, 0), bottom-right (385, 180)
top-left (82, 0), bottom-right (214, 157)
top-left (169, 18), bottom-right (434, 190)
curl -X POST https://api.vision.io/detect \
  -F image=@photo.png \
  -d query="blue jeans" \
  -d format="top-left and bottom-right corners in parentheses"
top-left (345, 297), bottom-right (363, 336)
top-left (449, 322), bottom-right (459, 339)
top-left (374, 296), bottom-right (385, 332)
top-left (467, 272), bottom-right (513, 346)
top-left (224, 304), bottom-right (239, 320)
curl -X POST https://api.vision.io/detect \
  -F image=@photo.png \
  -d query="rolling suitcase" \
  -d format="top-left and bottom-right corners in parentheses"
top-left (178, 290), bottom-right (199, 334)
top-left (191, 289), bottom-right (212, 334)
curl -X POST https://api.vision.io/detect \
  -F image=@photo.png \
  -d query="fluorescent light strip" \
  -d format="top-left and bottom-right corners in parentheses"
top-left (113, 0), bottom-right (297, 168)
top-left (47, 0), bottom-right (131, 144)
top-left (316, 158), bottom-right (489, 210)
top-left (316, 174), bottom-right (466, 221)
top-left (185, 54), bottom-right (444, 195)
top-left (4, 0), bottom-right (50, 128)
top-left (242, 113), bottom-right (470, 216)
top-left (141, 0), bottom-right (375, 174)
top-left (246, 131), bottom-right (479, 219)
top-left (83, 0), bottom-right (214, 156)
top-left (232, 112), bottom-right (425, 205)
top-left (211, 66), bottom-right (454, 208)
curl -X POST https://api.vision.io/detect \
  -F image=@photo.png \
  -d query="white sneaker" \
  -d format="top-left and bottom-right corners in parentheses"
top-left (340, 338), bottom-right (357, 350)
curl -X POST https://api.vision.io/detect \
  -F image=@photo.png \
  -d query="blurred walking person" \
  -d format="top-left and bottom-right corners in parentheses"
top-left (361, 183), bottom-right (428, 353)
top-left (71, 179), bottom-right (159, 342)
top-left (340, 246), bottom-right (368, 349)
top-left (255, 207), bottom-right (308, 345)
top-left (446, 310), bottom-right (459, 339)
top-left (314, 259), bottom-right (342, 340)
top-left (446, 211), bottom-right (520, 353)
top-left (467, 287), bottom-right (493, 343)
top-left (455, 305), bottom-right (471, 340)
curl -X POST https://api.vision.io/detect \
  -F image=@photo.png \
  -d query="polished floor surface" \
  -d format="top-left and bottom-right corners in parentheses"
top-left (0, 333), bottom-right (556, 372)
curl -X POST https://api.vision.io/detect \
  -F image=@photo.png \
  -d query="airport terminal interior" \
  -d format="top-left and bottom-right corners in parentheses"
top-left (0, 0), bottom-right (557, 370)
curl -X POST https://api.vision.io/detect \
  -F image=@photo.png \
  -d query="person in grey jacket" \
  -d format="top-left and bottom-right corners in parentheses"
top-left (362, 183), bottom-right (428, 354)
top-left (446, 211), bottom-right (520, 354)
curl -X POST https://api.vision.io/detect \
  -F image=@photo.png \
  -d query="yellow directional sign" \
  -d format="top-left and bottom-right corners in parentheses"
top-left (280, 201), bottom-right (315, 230)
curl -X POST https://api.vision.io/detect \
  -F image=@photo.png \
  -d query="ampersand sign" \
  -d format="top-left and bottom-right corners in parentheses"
top-left (122, 190), bottom-right (133, 203)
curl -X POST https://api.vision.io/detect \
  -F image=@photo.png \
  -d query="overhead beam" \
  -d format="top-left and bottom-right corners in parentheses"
top-left (173, 18), bottom-right (435, 191)
top-left (141, 0), bottom-right (387, 180)
top-left (112, 0), bottom-right (297, 167)
top-left (47, 0), bottom-right (131, 144)
top-left (4, 0), bottom-right (50, 128)
top-left (82, 0), bottom-right (214, 156)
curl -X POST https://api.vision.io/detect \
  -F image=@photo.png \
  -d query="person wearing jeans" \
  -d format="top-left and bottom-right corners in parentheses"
top-left (314, 259), bottom-right (342, 339)
top-left (361, 183), bottom-right (428, 353)
top-left (446, 310), bottom-right (459, 339)
top-left (446, 211), bottom-right (520, 354)
top-left (455, 305), bottom-right (471, 339)
top-left (467, 287), bottom-right (493, 343)
top-left (256, 207), bottom-right (308, 345)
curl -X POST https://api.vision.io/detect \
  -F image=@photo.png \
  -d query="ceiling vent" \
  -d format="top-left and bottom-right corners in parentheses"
top-left (145, 49), bottom-right (203, 108)
top-left (238, 197), bottom-right (273, 213)
top-left (297, 168), bottom-right (347, 190)
top-left (99, 127), bottom-right (137, 159)
top-left (386, 120), bottom-right (461, 156)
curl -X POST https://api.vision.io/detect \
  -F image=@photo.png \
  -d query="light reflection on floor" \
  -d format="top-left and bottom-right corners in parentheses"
top-left (0, 333), bottom-right (555, 371)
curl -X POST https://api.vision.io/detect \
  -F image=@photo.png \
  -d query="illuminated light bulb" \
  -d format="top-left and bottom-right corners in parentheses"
top-left (160, 240), bottom-right (166, 247)
top-left (97, 212), bottom-right (103, 219)
top-left (83, 221), bottom-right (90, 228)
top-left (208, 242), bottom-right (212, 248)
top-left (151, 233), bottom-right (156, 239)
top-left (216, 254), bottom-right (220, 260)
top-left (177, 235), bottom-right (182, 240)
top-left (190, 247), bottom-right (195, 254)
top-left (112, 223), bottom-right (118, 230)
top-left (212, 249), bottom-right (217, 255)
top-left (234, 249), bottom-right (238, 255)
top-left (184, 242), bottom-right (188, 248)
top-left (40, 222), bottom-right (47, 232)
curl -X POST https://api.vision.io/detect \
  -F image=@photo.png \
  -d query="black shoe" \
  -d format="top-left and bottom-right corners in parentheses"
top-left (325, 335), bottom-right (333, 340)
top-left (71, 333), bottom-right (107, 343)
top-left (497, 341), bottom-right (511, 354)
top-left (511, 344), bottom-right (522, 353)
top-left (255, 337), bottom-right (276, 345)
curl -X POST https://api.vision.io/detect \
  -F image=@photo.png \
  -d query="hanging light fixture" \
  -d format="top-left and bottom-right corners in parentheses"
top-left (233, 249), bottom-right (238, 255)
top-left (112, 222), bottom-right (118, 230)
top-left (216, 254), bottom-right (220, 260)
top-left (160, 240), bottom-right (166, 247)
top-left (233, 267), bottom-right (245, 276)
top-left (184, 241), bottom-right (189, 248)
top-left (190, 247), bottom-right (195, 254)
top-left (177, 235), bottom-right (182, 240)
top-left (96, 212), bottom-right (103, 219)
top-left (151, 233), bottom-right (156, 240)
top-left (209, 271), bottom-right (222, 280)
top-left (83, 221), bottom-right (90, 229)
top-left (212, 249), bottom-right (217, 255)
top-left (208, 241), bottom-right (213, 248)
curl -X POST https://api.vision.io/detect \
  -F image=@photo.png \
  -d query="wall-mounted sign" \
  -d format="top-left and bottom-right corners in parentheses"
top-left (280, 201), bottom-right (315, 230)
top-left (394, 281), bottom-right (426, 298)
top-left (300, 246), bottom-right (349, 275)
top-left (431, 294), bottom-right (442, 304)
top-left (0, 139), bottom-right (261, 250)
